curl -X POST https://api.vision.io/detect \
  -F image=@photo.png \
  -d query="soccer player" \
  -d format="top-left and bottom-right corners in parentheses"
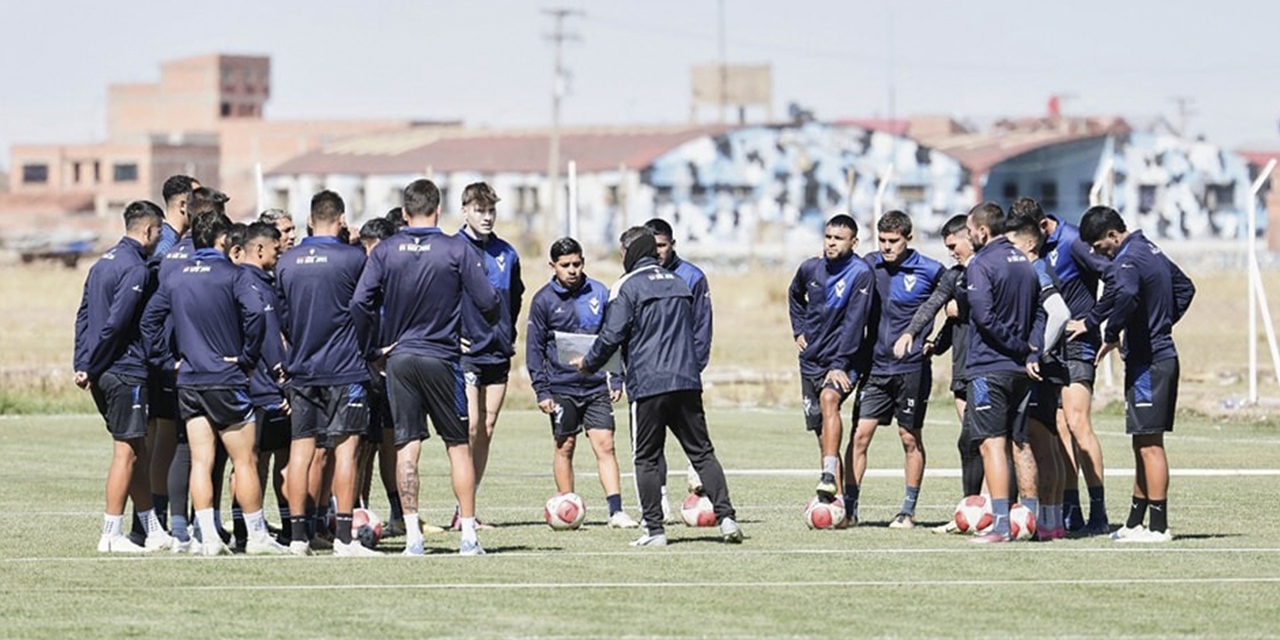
top-left (277, 191), bottom-right (377, 557)
top-left (849, 210), bottom-right (944, 529)
top-left (644, 218), bottom-right (712, 522)
top-left (962, 202), bottom-right (1039, 543)
top-left (140, 211), bottom-right (286, 556)
top-left (1079, 207), bottom-right (1194, 543)
top-left (574, 226), bottom-right (742, 546)
top-left (526, 237), bottom-right (638, 529)
top-left (350, 179), bottom-right (499, 556)
top-left (456, 182), bottom-right (523, 529)
top-left (787, 215), bottom-right (874, 518)
top-left (1012, 197), bottom-right (1112, 534)
top-left (75, 200), bottom-right (172, 553)
top-left (1005, 212), bottom-right (1073, 540)
top-left (258, 208), bottom-right (297, 252)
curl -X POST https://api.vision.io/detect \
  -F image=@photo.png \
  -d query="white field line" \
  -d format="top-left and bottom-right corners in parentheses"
top-left (4, 577), bottom-right (1280, 592)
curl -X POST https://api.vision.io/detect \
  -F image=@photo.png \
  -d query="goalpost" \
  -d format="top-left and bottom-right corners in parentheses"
top-left (1246, 159), bottom-right (1280, 403)
top-left (1089, 158), bottom-right (1116, 389)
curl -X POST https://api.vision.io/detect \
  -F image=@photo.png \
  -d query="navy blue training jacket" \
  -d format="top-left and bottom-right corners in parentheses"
top-left (787, 253), bottom-right (875, 379)
top-left (350, 227), bottom-right (499, 363)
top-left (1103, 231), bottom-right (1196, 364)
top-left (866, 249), bottom-right (945, 375)
top-left (276, 236), bottom-right (369, 387)
top-left (526, 276), bottom-right (619, 401)
top-left (1043, 216), bottom-right (1108, 356)
top-left (460, 231), bottom-right (524, 365)
top-left (141, 248), bottom-right (264, 388)
top-left (242, 264), bottom-right (288, 407)
top-left (666, 253), bottom-right (713, 372)
top-left (581, 257), bottom-right (700, 400)
top-left (963, 237), bottom-right (1039, 376)
top-left (73, 237), bottom-right (153, 380)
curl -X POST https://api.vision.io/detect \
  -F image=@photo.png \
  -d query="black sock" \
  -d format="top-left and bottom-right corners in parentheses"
top-left (335, 513), bottom-right (353, 544)
top-left (1126, 496), bottom-right (1149, 529)
top-left (231, 498), bottom-right (247, 542)
top-left (606, 494), bottom-right (622, 516)
top-left (1147, 500), bottom-right (1167, 533)
top-left (386, 491), bottom-right (404, 522)
top-left (290, 515), bottom-right (309, 543)
top-left (305, 507), bottom-right (317, 538)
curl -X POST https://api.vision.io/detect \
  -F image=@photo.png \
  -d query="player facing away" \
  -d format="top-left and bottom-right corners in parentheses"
top-left (849, 210), bottom-right (944, 529)
top-left (1012, 197), bottom-right (1112, 534)
top-left (140, 212), bottom-right (286, 556)
top-left (961, 202), bottom-right (1040, 543)
top-left (74, 200), bottom-right (172, 553)
top-left (1079, 207), bottom-right (1195, 543)
top-left (277, 191), bottom-right (378, 557)
top-left (574, 226), bottom-right (742, 546)
top-left (526, 237), bottom-right (638, 528)
top-left (457, 182), bottom-right (524, 529)
top-left (787, 215), bottom-right (874, 518)
top-left (351, 179), bottom-right (500, 556)
top-left (644, 218), bottom-right (713, 522)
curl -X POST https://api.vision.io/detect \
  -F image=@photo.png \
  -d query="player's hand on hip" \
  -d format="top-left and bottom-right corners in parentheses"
top-left (538, 398), bottom-right (557, 414)
top-left (1095, 341), bottom-right (1118, 367)
top-left (824, 369), bottom-right (852, 393)
top-left (795, 335), bottom-right (808, 352)
top-left (922, 339), bottom-right (935, 357)
top-left (1026, 361), bottom-right (1042, 381)
top-left (893, 333), bottom-right (913, 359)
top-left (609, 388), bottom-right (623, 403)
top-left (569, 356), bottom-right (586, 372)
top-left (73, 371), bottom-right (90, 390)
top-left (1066, 319), bottom-right (1088, 341)
top-left (460, 337), bottom-right (472, 354)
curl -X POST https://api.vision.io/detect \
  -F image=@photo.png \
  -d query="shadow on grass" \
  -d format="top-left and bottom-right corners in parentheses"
top-left (377, 544), bottom-right (556, 555)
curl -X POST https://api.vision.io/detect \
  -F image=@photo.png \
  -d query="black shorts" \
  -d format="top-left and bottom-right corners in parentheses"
top-left (551, 392), bottom-right (615, 438)
top-left (1125, 358), bottom-right (1179, 435)
top-left (367, 368), bottom-right (395, 437)
top-left (148, 371), bottom-right (178, 422)
top-left (964, 372), bottom-right (1032, 444)
top-left (800, 373), bottom-right (855, 433)
top-left (950, 374), bottom-right (967, 396)
top-left (92, 373), bottom-right (148, 441)
top-left (462, 360), bottom-right (510, 387)
top-left (386, 354), bottom-right (468, 446)
top-left (254, 404), bottom-right (291, 452)
top-left (287, 383), bottom-right (371, 442)
top-left (1066, 340), bottom-right (1098, 386)
top-left (856, 366), bottom-right (931, 431)
top-left (1027, 381), bottom-right (1062, 432)
top-left (177, 387), bottom-right (255, 429)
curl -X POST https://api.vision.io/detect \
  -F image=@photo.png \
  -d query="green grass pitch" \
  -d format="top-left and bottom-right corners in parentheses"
top-left (3, 405), bottom-right (1280, 638)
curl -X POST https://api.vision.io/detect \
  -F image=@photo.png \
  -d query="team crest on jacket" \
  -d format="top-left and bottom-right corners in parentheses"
top-left (589, 296), bottom-right (601, 316)
top-left (904, 274), bottom-right (917, 291)
top-left (835, 279), bottom-right (846, 298)
top-left (1049, 248), bottom-right (1060, 266)
top-left (495, 254), bottom-right (506, 272)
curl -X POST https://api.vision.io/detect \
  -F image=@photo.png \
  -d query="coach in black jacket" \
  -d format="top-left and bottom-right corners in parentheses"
top-left (574, 227), bottom-right (742, 546)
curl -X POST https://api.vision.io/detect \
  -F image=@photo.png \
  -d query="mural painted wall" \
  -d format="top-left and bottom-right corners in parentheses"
top-left (983, 137), bottom-right (1110, 225)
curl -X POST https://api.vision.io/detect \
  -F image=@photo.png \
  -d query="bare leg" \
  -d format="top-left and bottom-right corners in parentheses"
top-left (331, 434), bottom-right (361, 515)
top-left (899, 427), bottom-right (926, 489)
top-left (285, 438), bottom-right (316, 525)
top-left (553, 435), bottom-right (576, 494)
top-left (1062, 383), bottom-right (1104, 488)
top-left (849, 418), bottom-right (880, 487)
top-left (1012, 441), bottom-right (1039, 501)
top-left (219, 421), bottom-right (262, 514)
top-left (469, 383), bottom-right (508, 487)
top-left (446, 442), bottom-right (477, 518)
top-left (186, 417), bottom-right (217, 512)
top-left (106, 440), bottom-right (142, 516)
top-left (586, 429), bottom-right (622, 497)
top-left (396, 441), bottom-right (423, 516)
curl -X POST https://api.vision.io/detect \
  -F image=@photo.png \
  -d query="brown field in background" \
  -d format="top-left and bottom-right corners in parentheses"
top-left (1, 260), bottom-right (1277, 420)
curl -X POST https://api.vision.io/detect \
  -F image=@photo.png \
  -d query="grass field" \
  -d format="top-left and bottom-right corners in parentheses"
top-left (4, 405), bottom-right (1280, 638)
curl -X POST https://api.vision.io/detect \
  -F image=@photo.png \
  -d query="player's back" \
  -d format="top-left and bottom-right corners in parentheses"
top-left (277, 236), bottom-right (367, 385)
top-left (164, 248), bottom-right (258, 387)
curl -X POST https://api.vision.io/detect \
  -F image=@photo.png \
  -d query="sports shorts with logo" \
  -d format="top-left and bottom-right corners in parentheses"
top-left (1125, 357), bottom-right (1179, 435)
top-left (800, 372), bottom-right (856, 432)
top-left (550, 392), bottom-right (615, 438)
top-left (856, 365), bottom-right (931, 430)
top-left (93, 372), bottom-right (148, 441)
top-left (287, 383), bottom-right (370, 443)
top-left (964, 372), bottom-right (1032, 444)
top-left (462, 360), bottom-right (511, 387)
top-left (177, 387), bottom-right (255, 429)
top-left (386, 354), bottom-right (468, 446)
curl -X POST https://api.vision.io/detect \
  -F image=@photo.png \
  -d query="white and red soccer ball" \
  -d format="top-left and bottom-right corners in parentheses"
top-left (545, 492), bottom-right (586, 530)
top-left (803, 496), bottom-right (847, 530)
top-left (681, 493), bottom-right (716, 527)
top-left (352, 507), bottom-right (383, 549)
top-left (1009, 503), bottom-right (1038, 541)
top-left (953, 495), bottom-right (994, 535)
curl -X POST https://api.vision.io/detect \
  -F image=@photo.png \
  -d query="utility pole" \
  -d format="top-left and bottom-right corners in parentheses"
top-left (1170, 96), bottom-right (1196, 138)
top-left (718, 0), bottom-right (727, 124)
top-left (544, 8), bottom-right (582, 244)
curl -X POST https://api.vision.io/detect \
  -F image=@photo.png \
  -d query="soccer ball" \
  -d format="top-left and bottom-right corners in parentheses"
top-left (1009, 503), bottom-right (1038, 541)
top-left (352, 508), bottom-right (383, 549)
top-left (681, 493), bottom-right (716, 527)
top-left (545, 492), bottom-right (586, 530)
top-left (804, 496), bottom-right (847, 530)
top-left (953, 495), bottom-right (994, 535)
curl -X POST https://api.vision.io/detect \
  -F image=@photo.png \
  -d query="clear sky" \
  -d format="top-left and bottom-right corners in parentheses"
top-left (2, 0), bottom-right (1278, 171)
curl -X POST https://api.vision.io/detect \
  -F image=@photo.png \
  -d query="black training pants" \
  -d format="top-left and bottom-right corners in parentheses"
top-left (630, 390), bottom-right (734, 534)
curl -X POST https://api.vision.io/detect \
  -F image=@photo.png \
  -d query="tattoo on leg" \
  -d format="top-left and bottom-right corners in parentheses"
top-left (398, 460), bottom-right (419, 513)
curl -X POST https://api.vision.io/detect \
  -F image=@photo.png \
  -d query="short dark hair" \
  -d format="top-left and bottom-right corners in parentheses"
top-left (385, 207), bottom-right (407, 229)
top-left (644, 218), bottom-right (674, 240)
top-left (550, 237), bottom-right (583, 261)
top-left (258, 208), bottom-right (290, 224)
top-left (225, 223), bottom-right (249, 252)
top-left (1004, 212), bottom-right (1043, 244)
top-left (940, 214), bottom-right (969, 238)
top-left (359, 217), bottom-right (397, 243)
top-left (1079, 206), bottom-right (1126, 244)
top-left (825, 214), bottom-right (858, 237)
top-left (193, 212), bottom-right (232, 250)
top-left (310, 190), bottom-right (345, 224)
top-left (968, 201), bottom-right (1006, 235)
top-left (403, 179), bottom-right (441, 218)
top-left (461, 182), bottom-right (500, 207)
top-left (123, 200), bottom-right (164, 231)
top-left (245, 221), bottom-right (281, 246)
top-left (877, 210), bottom-right (913, 237)
top-left (162, 175), bottom-right (198, 205)
top-left (1009, 197), bottom-right (1046, 222)
top-left (189, 187), bottom-right (228, 214)
top-left (619, 226), bottom-right (654, 252)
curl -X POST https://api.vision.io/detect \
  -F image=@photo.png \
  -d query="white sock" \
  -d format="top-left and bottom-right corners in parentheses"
top-left (460, 517), bottom-right (477, 544)
top-left (822, 456), bottom-right (839, 476)
top-left (138, 508), bottom-right (162, 535)
top-left (405, 513), bottom-right (423, 547)
top-left (245, 510), bottom-right (268, 540)
top-left (660, 485), bottom-right (669, 499)
top-left (196, 509), bottom-right (218, 544)
top-left (103, 514), bottom-right (124, 537)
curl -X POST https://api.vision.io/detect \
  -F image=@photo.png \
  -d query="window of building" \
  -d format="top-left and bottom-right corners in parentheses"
top-left (1080, 181), bottom-right (1094, 205)
top-left (1038, 181), bottom-right (1058, 210)
top-left (606, 185), bottom-right (620, 207)
top-left (221, 102), bottom-right (232, 117)
top-left (22, 163), bottom-right (48, 184)
top-left (93, 161), bottom-right (101, 182)
top-left (1002, 182), bottom-right (1018, 200)
top-left (517, 185), bottom-right (541, 214)
top-left (73, 162), bottom-right (82, 183)
top-left (1206, 183), bottom-right (1236, 209)
top-left (112, 163), bottom-right (138, 183)
top-left (1139, 185), bottom-right (1157, 213)
top-left (899, 184), bottom-right (926, 204)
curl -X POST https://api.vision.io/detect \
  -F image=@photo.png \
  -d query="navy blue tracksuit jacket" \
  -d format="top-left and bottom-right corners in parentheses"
top-left (350, 227), bottom-right (499, 363)
top-left (1042, 216), bottom-right (1108, 355)
top-left (866, 249), bottom-right (945, 376)
top-left (242, 264), bottom-right (288, 407)
top-left (526, 276), bottom-right (618, 402)
top-left (1103, 231), bottom-right (1196, 364)
top-left (74, 237), bottom-right (153, 381)
top-left (141, 248), bottom-right (264, 388)
top-left (276, 236), bottom-right (369, 387)
top-left (460, 231), bottom-right (524, 365)
top-left (963, 237), bottom-right (1039, 377)
top-left (787, 253), bottom-right (875, 379)
top-left (666, 253), bottom-right (713, 371)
